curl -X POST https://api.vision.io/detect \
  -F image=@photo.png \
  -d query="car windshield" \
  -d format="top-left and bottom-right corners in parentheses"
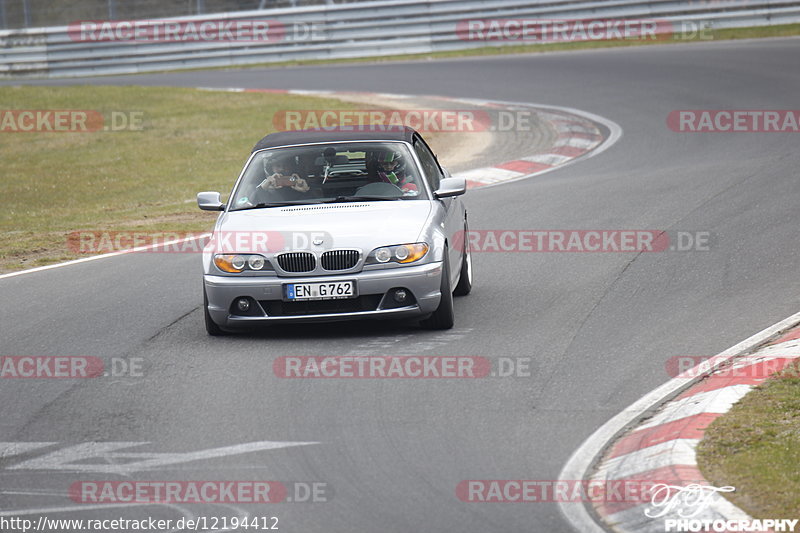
top-left (229, 142), bottom-right (429, 210)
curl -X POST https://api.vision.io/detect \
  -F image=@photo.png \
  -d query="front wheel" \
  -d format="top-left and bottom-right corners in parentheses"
top-left (420, 252), bottom-right (455, 330)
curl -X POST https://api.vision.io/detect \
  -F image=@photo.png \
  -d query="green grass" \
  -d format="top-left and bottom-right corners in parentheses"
top-left (0, 86), bottom-right (360, 272)
top-left (696, 359), bottom-right (800, 519)
top-left (199, 23), bottom-right (800, 71)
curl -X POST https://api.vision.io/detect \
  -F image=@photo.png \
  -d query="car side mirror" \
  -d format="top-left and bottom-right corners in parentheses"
top-left (197, 191), bottom-right (225, 211)
top-left (434, 177), bottom-right (466, 198)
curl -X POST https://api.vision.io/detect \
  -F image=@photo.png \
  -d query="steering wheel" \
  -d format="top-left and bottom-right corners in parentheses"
top-left (354, 182), bottom-right (404, 197)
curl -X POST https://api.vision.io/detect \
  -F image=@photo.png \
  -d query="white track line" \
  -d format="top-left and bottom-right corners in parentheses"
top-left (593, 438), bottom-right (701, 481)
top-left (0, 235), bottom-right (210, 281)
top-left (634, 385), bottom-right (753, 431)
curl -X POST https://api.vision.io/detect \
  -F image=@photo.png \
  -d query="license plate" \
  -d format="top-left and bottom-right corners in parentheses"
top-left (285, 281), bottom-right (356, 301)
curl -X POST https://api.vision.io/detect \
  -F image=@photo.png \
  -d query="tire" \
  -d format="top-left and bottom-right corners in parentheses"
top-left (204, 286), bottom-right (227, 336)
top-left (453, 223), bottom-right (473, 297)
top-left (420, 251), bottom-right (455, 330)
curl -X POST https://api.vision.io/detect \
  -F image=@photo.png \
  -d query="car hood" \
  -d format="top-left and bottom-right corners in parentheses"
top-left (216, 201), bottom-right (433, 253)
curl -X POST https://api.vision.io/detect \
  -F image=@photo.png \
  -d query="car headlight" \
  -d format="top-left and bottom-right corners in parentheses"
top-left (248, 256), bottom-right (265, 270)
top-left (366, 243), bottom-right (429, 265)
top-left (375, 248), bottom-right (392, 263)
top-left (214, 254), bottom-right (271, 273)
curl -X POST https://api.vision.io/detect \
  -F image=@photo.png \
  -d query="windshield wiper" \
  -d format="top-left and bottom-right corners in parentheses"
top-left (232, 200), bottom-right (323, 211)
top-left (322, 195), bottom-right (400, 203)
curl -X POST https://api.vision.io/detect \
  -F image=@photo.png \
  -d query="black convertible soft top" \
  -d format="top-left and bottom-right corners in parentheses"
top-left (252, 126), bottom-right (417, 153)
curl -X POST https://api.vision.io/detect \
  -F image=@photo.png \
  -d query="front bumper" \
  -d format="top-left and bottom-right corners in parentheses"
top-left (204, 261), bottom-right (443, 326)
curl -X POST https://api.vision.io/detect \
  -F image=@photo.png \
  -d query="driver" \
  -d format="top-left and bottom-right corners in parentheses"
top-left (377, 152), bottom-right (418, 195)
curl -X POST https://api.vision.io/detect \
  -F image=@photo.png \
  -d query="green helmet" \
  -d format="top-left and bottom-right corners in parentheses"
top-left (379, 152), bottom-right (404, 184)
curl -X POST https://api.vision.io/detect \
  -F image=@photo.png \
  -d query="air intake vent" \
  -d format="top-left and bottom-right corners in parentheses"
top-left (321, 250), bottom-right (360, 271)
top-left (277, 252), bottom-right (316, 273)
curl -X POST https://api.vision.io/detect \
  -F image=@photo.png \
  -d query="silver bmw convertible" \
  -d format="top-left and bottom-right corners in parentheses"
top-left (197, 127), bottom-right (472, 335)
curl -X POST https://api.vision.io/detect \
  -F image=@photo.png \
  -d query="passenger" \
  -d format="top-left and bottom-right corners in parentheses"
top-left (235, 154), bottom-right (311, 208)
top-left (257, 155), bottom-right (310, 195)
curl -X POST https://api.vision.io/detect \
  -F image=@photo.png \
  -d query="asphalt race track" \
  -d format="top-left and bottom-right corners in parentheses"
top-left (2, 38), bottom-right (800, 531)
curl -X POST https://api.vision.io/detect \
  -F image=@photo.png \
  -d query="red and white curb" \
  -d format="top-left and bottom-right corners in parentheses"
top-left (447, 99), bottom-right (616, 189)
top-left (454, 111), bottom-right (604, 189)
top-left (559, 313), bottom-right (800, 533)
top-left (197, 88), bottom-right (621, 190)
